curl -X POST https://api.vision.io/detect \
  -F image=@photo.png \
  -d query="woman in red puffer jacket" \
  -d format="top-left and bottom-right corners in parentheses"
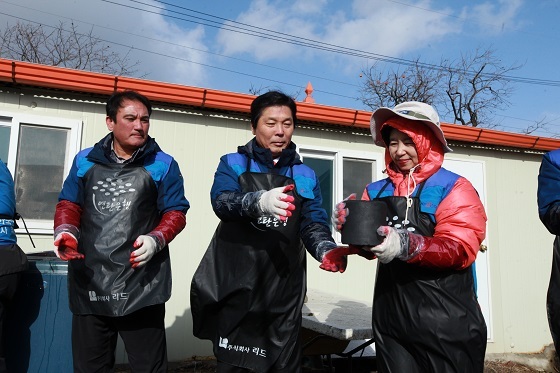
top-left (334, 101), bottom-right (487, 373)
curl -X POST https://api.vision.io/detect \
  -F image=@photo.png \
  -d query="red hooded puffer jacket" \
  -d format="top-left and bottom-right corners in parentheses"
top-left (364, 117), bottom-right (486, 270)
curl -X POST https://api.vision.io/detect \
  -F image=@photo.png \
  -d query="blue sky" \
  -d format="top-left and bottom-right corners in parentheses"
top-left (1, 0), bottom-right (559, 137)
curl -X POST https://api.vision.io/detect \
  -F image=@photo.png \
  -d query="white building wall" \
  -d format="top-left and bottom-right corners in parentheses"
top-left (482, 150), bottom-right (552, 354)
top-left (0, 90), bottom-right (555, 361)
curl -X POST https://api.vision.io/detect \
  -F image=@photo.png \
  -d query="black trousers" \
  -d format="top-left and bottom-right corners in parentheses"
top-left (72, 303), bottom-right (167, 373)
top-left (0, 273), bottom-right (20, 373)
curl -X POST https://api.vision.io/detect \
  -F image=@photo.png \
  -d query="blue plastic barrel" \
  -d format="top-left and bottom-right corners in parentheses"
top-left (5, 252), bottom-right (72, 373)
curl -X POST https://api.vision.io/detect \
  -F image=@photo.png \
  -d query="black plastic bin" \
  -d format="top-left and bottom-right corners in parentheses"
top-left (5, 252), bottom-right (73, 373)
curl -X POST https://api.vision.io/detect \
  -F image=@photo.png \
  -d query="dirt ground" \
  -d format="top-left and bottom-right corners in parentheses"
top-left (483, 361), bottom-right (545, 372)
top-left (114, 341), bottom-right (559, 372)
top-left (115, 358), bottom-right (550, 372)
top-left (115, 358), bottom-right (217, 372)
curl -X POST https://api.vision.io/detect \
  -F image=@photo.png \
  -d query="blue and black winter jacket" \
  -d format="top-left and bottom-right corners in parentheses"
top-left (210, 139), bottom-right (335, 260)
top-left (59, 133), bottom-right (189, 214)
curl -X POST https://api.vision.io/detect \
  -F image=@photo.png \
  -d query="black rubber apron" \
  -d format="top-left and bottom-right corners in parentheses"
top-left (0, 216), bottom-right (28, 276)
top-left (0, 244), bottom-right (27, 276)
top-left (191, 166), bottom-right (305, 372)
top-left (547, 236), bottom-right (560, 355)
top-left (372, 181), bottom-right (487, 373)
top-left (68, 163), bottom-right (172, 316)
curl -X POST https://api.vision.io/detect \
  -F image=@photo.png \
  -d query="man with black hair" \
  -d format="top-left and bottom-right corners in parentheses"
top-left (54, 90), bottom-right (189, 372)
top-left (538, 148), bottom-right (560, 362)
top-left (191, 90), bottom-right (367, 373)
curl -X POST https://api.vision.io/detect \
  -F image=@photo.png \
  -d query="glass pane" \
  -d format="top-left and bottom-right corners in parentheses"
top-left (301, 157), bottom-right (333, 220)
top-left (0, 121), bottom-right (11, 163)
top-left (15, 124), bottom-right (69, 220)
top-left (343, 159), bottom-right (375, 197)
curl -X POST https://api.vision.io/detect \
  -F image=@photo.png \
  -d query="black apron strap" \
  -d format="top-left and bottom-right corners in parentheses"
top-left (414, 180), bottom-right (427, 197)
top-left (375, 179), bottom-right (392, 198)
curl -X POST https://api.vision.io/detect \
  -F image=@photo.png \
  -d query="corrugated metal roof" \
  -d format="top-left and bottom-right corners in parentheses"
top-left (1, 57), bottom-right (558, 152)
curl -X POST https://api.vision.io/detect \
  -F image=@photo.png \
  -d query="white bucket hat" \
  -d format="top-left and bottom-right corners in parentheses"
top-left (370, 101), bottom-right (452, 153)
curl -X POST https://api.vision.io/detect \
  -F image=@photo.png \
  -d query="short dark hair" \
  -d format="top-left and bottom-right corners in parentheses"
top-left (381, 125), bottom-right (392, 147)
top-left (106, 91), bottom-right (152, 122)
top-left (250, 91), bottom-right (297, 129)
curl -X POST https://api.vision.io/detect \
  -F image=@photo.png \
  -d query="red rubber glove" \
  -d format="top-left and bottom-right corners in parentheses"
top-left (332, 193), bottom-right (356, 232)
top-left (53, 232), bottom-right (84, 260)
top-left (319, 245), bottom-right (375, 273)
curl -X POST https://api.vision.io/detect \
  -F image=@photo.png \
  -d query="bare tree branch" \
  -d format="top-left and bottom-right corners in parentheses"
top-left (248, 83), bottom-right (302, 101)
top-left (359, 58), bottom-right (445, 110)
top-left (440, 48), bottom-right (520, 127)
top-left (360, 47), bottom-right (524, 129)
top-left (522, 117), bottom-right (559, 136)
top-left (0, 20), bottom-right (141, 76)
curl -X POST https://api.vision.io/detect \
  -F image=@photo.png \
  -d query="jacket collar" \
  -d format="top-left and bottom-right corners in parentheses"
top-left (87, 133), bottom-right (160, 164)
top-left (238, 138), bottom-right (301, 168)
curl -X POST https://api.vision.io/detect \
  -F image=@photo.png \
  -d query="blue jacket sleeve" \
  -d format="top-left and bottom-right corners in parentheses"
top-left (0, 161), bottom-right (16, 217)
top-left (538, 151), bottom-right (560, 235)
top-left (0, 161), bottom-right (17, 245)
top-left (158, 159), bottom-right (190, 214)
top-left (299, 174), bottom-right (336, 261)
top-left (211, 156), bottom-right (242, 201)
top-left (210, 156), bottom-right (261, 221)
top-left (58, 154), bottom-right (84, 205)
top-left (299, 173), bottom-right (329, 232)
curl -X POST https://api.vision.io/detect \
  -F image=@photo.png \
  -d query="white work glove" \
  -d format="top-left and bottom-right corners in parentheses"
top-left (130, 235), bottom-right (160, 269)
top-left (258, 184), bottom-right (296, 221)
top-left (365, 226), bottom-right (409, 264)
top-left (331, 193), bottom-right (356, 232)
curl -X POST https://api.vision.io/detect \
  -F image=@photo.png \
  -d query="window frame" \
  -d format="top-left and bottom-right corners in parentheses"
top-left (297, 144), bottom-right (385, 242)
top-left (0, 111), bottom-right (82, 234)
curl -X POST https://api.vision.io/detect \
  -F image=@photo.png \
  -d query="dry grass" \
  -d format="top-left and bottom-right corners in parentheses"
top-left (484, 360), bottom-right (543, 372)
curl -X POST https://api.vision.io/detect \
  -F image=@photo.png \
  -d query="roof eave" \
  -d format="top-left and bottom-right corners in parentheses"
top-left (1, 58), bottom-right (557, 152)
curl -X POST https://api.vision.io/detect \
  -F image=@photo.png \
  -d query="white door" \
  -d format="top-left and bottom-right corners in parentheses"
top-left (443, 158), bottom-right (492, 340)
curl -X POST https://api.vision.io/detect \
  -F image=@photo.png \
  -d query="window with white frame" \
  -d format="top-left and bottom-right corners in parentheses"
top-left (0, 112), bottom-right (82, 233)
top-left (298, 146), bottom-right (384, 240)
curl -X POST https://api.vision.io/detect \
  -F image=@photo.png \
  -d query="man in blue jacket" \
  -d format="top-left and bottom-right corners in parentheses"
top-left (538, 149), bottom-right (560, 361)
top-left (0, 160), bottom-right (28, 373)
top-left (53, 90), bottom-right (189, 372)
top-left (191, 90), bottom-right (367, 373)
